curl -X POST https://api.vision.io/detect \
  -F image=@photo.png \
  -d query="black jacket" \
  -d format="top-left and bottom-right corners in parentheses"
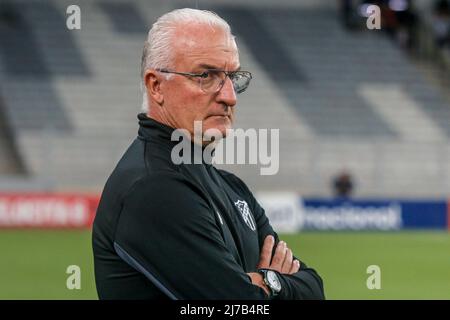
top-left (92, 113), bottom-right (325, 300)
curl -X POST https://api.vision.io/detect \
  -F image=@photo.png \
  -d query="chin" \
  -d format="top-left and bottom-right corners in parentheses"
top-left (203, 120), bottom-right (231, 140)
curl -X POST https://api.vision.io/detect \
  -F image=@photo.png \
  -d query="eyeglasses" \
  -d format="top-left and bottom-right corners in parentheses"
top-left (156, 68), bottom-right (252, 94)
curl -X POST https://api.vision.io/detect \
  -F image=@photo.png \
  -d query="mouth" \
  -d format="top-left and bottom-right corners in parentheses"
top-left (210, 114), bottom-right (228, 117)
top-left (207, 114), bottom-right (230, 120)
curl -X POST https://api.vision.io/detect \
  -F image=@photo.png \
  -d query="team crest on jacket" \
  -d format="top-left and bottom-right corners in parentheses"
top-left (234, 200), bottom-right (256, 231)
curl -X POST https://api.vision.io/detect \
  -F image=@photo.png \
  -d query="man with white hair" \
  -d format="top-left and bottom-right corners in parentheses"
top-left (93, 8), bottom-right (324, 300)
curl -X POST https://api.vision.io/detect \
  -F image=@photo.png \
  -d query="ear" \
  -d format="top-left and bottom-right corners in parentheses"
top-left (144, 70), bottom-right (164, 105)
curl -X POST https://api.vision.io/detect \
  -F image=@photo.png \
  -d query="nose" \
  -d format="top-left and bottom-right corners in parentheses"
top-left (216, 76), bottom-right (237, 107)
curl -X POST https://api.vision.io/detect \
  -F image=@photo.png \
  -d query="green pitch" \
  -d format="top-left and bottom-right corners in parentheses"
top-left (0, 230), bottom-right (449, 299)
top-left (282, 231), bottom-right (450, 299)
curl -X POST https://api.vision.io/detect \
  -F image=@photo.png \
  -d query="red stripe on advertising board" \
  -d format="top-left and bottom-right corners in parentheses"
top-left (0, 193), bottom-right (100, 228)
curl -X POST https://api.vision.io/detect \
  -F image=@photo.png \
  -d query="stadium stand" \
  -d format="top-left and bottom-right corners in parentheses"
top-left (0, 0), bottom-right (449, 198)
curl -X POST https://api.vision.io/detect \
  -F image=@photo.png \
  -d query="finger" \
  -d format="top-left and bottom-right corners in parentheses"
top-left (270, 241), bottom-right (287, 271)
top-left (281, 248), bottom-right (293, 274)
top-left (289, 259), bottom-right (301, 274)
top-left (257, 235), bottom-right (274, 269)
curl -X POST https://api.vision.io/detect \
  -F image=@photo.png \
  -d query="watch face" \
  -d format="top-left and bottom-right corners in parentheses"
top-left (267, 270), bottom-right (282, 292)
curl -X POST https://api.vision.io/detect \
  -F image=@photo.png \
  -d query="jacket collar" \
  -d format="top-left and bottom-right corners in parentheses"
top-left (137, 113), bottom-right (214, 164)
top-left (137, 113), bottom-right (176, 143)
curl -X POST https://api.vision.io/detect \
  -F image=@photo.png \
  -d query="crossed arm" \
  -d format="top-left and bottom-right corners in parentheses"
top-left (115, 173), bottom-right (324, 299)
top-left (247, 235), bottom-right (300, 296)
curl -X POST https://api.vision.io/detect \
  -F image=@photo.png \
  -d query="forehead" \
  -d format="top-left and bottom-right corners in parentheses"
top-left (172, 23), bottom-right (239, 69)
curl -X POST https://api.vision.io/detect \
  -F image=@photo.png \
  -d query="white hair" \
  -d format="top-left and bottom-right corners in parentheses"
top-left (140, 8), bottom-right (236, 113)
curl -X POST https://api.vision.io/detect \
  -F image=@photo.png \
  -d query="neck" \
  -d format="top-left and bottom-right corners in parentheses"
top-left (148, 105), bottom-right (176, 129)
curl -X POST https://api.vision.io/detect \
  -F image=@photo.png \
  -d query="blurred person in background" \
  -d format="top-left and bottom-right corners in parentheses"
top-left (432, 0), bottom-right (450, 49)
top-left (346, 0), bottom-right (417, 48)
top-left (339, 0), bottom-right (360, 29)
top-left (332, 170), bottom-right (354, 198)
top-left (92, 8), bottom-right (324, 300)
top-left (376, 0), bottom-right (417, 48)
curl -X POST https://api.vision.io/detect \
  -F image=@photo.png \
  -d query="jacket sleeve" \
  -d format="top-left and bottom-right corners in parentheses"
top-left (224, 172), bottom-right (325, 300)
top-left (113, 172), bottom-right (269, 300)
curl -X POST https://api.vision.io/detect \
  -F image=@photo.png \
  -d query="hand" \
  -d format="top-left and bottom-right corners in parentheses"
top-left (257, 235), bottom-right (300, 274)
top-left (246, 272), bottom-right (270, 296)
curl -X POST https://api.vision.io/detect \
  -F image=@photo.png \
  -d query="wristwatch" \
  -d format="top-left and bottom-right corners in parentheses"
top-left (258, 269), bottom-right (282, 298)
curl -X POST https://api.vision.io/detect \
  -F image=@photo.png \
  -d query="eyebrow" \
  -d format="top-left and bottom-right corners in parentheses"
top-left (196, 64), bottom-right (241, 72)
